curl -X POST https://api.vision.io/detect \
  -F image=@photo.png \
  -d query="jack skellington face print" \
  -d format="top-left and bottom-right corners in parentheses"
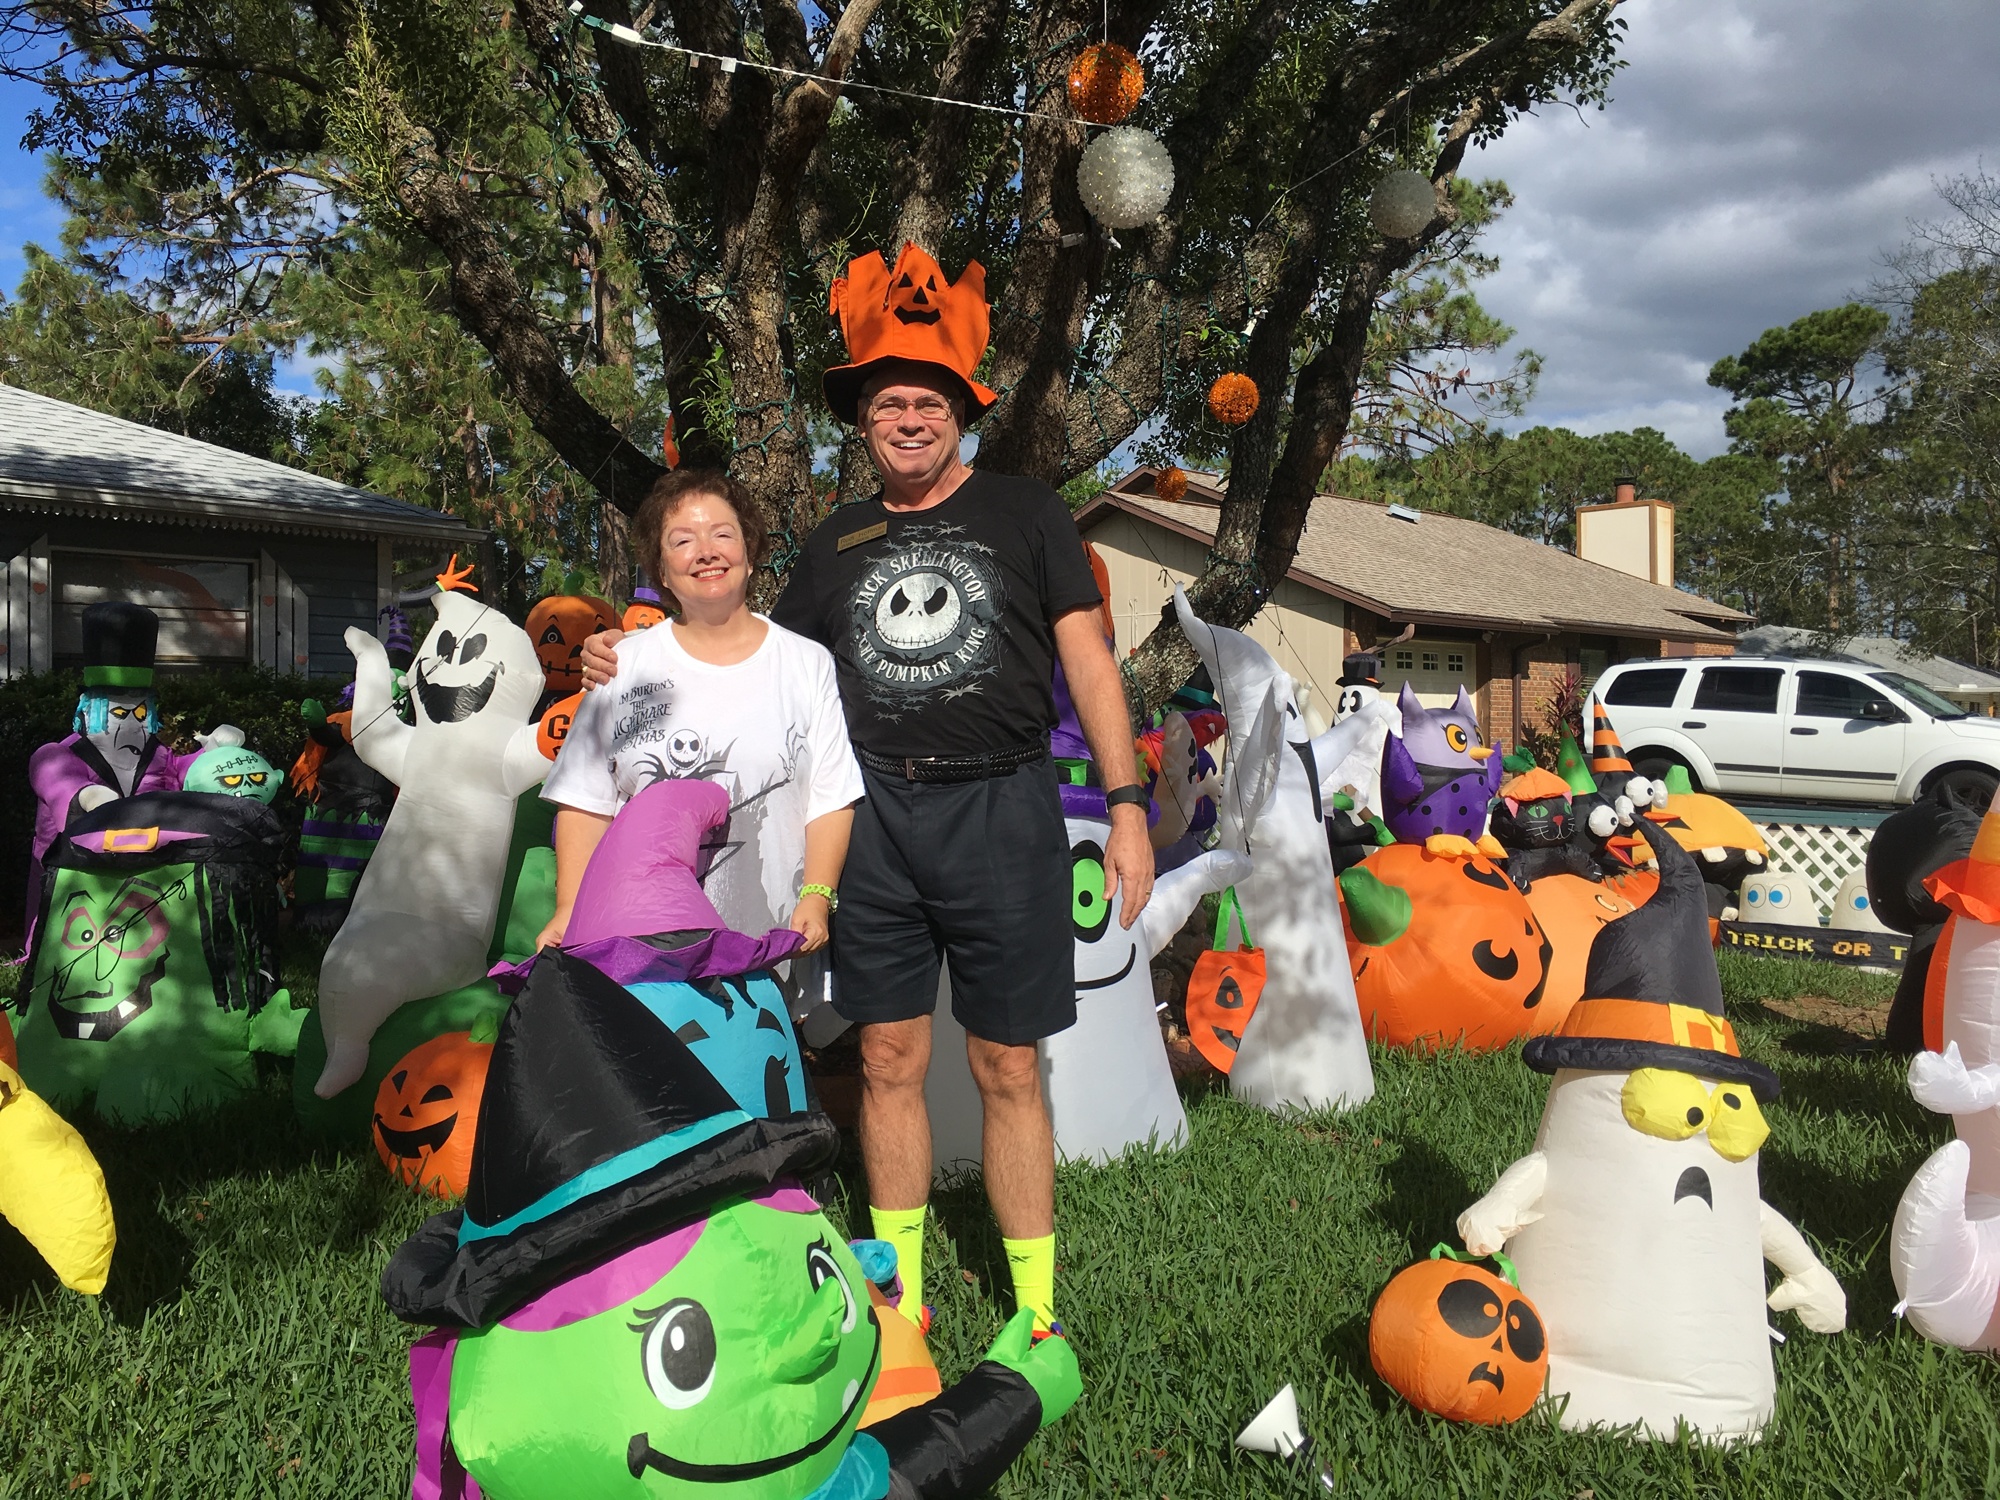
top-left (845, 525), bottom-right (1006, 717)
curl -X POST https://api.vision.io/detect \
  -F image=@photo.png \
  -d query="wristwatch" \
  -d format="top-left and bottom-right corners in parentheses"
top-left (1104, 785), bottom-right (1149, 812)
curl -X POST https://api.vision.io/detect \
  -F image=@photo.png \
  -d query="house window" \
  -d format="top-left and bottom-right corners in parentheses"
top-left (53, 552), bottom-right (253, 670)
top-left (1393, 648), bottom-right (1414, 671)
top-left (1382, 637), bottom-right (1478, 707)
top-left (1446, 651), bottom-right (1465, 675)
top-left (1421, 650), bottom-right (1440, 672)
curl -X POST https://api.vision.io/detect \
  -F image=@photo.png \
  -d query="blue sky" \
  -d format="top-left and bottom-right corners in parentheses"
top-left (2, 1), bottom-right (1996, 452)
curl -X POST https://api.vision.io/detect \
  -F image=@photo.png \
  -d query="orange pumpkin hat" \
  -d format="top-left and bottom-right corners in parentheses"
top-left (1522, 815), bottom-right (1779, 1101)
top-left (823, 243), bottom-right (999, 425)
top-left (1500, 767), bottom-right (1571, 807)
top-left (1589, 700), bottom-right (1633, 776)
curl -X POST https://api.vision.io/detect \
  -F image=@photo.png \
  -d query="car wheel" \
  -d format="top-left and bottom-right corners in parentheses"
top-left (1928, 766), bottom-right (2000, 810)
top-left (1632, 751), bottom-right (1697, 792)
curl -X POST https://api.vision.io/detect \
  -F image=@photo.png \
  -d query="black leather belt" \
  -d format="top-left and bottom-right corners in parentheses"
top-left (858, 742), bottom-right (1047, 783)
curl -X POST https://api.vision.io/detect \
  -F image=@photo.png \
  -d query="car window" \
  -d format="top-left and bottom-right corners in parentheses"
top-left (1870, 671), bottom-right (1968, 720)
top-left (1692, 666), bottom-right (1783, 714)
top-left (1795, 671), bottom-right (1894, 719)
top-left (1604, 667), bottom-right (1685, 708)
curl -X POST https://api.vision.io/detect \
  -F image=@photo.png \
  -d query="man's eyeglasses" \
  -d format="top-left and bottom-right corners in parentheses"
top-left (866, 395), bottom-right (956, 424)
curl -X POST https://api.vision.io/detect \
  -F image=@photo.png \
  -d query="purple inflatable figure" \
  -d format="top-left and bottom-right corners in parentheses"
top-left (1378, 683), bottom-right (1505, 855)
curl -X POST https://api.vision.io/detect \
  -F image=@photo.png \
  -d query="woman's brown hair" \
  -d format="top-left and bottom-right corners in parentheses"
top-left (631, 469), bottom-right (770, 596)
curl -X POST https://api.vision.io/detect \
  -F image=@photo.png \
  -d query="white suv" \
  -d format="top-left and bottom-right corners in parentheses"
top-left (1591, 656), bottom-right (2000, 807)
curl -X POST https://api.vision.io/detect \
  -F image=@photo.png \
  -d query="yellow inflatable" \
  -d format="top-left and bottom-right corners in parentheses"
top-left (0, 1059), bottom-right (115, 1294)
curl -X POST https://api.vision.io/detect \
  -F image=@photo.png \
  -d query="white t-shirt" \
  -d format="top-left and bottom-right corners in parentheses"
top-left (542, 617), bottom-right (864, 946)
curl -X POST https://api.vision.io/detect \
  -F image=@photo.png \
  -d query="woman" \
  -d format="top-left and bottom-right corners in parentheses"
top-left (538, 470), bottom-right (862, 968)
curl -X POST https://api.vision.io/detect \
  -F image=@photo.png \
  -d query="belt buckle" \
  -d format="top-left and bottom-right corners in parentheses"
top-left (903, 757), bottom-right (917, 782)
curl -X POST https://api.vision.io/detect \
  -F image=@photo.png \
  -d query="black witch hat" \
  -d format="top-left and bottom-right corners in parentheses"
top-left (1522, 816), bottom-right (1780, 1101)
top-left (381, 948), bottom-right (839, 1328)
top-left (81, 601), bottom-right (160, 690)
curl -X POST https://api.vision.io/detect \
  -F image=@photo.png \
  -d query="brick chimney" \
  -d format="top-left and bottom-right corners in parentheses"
top-left (1576, 477), bottom-right (1675, 587)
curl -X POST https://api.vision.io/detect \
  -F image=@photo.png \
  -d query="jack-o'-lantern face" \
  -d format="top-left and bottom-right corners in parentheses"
top-left (526, 595), bottom-right (619, 693)
top-left (373, 1029), bottom-right (492, 1198)
top-left (888, 266), bottom-right (944, 325)
top-left (1369, 1257), bottom-right (1547, 1424)
top-left (1340, 845), bottom-right (1554, 1051)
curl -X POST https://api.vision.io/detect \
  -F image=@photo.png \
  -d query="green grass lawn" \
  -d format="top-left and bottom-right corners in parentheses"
top-left (4, 952), bottom-right (1997, 1498)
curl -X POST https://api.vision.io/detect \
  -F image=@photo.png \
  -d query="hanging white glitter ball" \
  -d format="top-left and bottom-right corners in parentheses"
top-left (1077, 127), bottom-right (1175, 230)
top-left (1368, 169), bottom-right (1436, 239)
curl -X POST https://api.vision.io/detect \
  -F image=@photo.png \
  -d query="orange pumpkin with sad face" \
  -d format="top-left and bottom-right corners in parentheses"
top-left (1339, 844), bottom-right (1554, 1050)
top-left (1370, 1254), bottom-right (1548, 1424)
top-left (372, 1024), bottom-right (494, 1199)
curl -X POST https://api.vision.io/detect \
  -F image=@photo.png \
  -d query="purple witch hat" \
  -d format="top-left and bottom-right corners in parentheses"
top-left (379, 606), bottom-right (416, 670)
top-left (490, 779), bottom-right (802, 993)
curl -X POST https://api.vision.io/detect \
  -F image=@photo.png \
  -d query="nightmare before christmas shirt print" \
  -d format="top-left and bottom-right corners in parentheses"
top-left (846, 525), bottom-right (1006, 716)
top-left (772, 471), bottom-right (1105, 760)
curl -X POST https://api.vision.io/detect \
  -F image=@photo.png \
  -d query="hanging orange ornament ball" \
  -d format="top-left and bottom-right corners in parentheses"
top-left (1208, 373), bottom-right (1260, 426)
top-left (1067, 44), bottom-right (1145, 125)
top-left (1154, 466), bottom-right (1189, 502)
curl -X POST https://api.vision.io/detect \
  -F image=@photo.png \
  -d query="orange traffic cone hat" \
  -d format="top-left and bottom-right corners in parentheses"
top-left (1590, 700), bottom-right (1633, 776)
top-left (823, 243), bottom-right (1000, 425)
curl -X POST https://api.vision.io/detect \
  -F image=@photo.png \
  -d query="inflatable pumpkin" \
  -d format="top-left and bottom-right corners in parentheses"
top-left (1520, 873), bottom-right (1637, 1029)
top-left (525, 593), bottom-right (618, 717)
top-left (1369, 1252), bottom-right (1547, 1424)
top-left (1339, 845), bottom-right (1554, 1051)
top-left (373, 1021), bottom-right (495, 1198)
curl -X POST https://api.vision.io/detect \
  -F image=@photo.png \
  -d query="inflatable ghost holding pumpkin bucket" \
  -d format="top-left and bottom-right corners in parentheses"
top-left (314, 561), bottom-right (552, 1100)
top-left (1456, 817), bottom-right (1845, 1441)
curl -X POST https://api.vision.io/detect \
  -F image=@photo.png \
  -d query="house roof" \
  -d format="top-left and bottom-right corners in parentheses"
top-left (1076, 469), bottom-right (1747, 642)
top-left (1737, 625), bottom-right (2000, 697)
top-left (0, 382), bottom-right (480, 545)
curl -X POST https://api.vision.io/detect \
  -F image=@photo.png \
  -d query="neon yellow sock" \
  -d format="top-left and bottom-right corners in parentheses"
top-left (870, 1204), bottom-right (927, 1326)
top-left (1002, 1232), bottom-right (1057, 1333)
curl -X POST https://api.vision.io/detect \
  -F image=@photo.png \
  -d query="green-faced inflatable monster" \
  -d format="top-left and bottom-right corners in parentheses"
top-left (14, 791), bottom-right (300, 1122)
top-left (389, 947), bottom-right (1079, 1500)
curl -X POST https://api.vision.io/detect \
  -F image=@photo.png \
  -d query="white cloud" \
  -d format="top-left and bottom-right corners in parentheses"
top-left (1470, 0), bottom-right (2000, 456)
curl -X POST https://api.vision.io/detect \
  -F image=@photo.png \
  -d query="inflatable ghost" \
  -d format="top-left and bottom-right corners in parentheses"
top-left (1457, 818), bottom-right (1845, 1441)
top-left (313, 573), bottom-right (549, 1098)
top-left (925, 804), bottom-right (1248, 1169)
top-left (1890, 784), bottom-right (2000, 1351)
top-left (0, 1056), bottom-right (115, 1294)
top-left (1174, 587), bottom-right (1390, 1113)
top-left (384, 942), bottom-right (1080, 1500)
top-left (1043, 812), bottom-right (1245, 1162)
top-left (1830, 870), bottom-right (1891, 933)
top-left (1739, 870), bottom-right (1818, 928)
top-left (1379, 685), bottom-right (1504, 853)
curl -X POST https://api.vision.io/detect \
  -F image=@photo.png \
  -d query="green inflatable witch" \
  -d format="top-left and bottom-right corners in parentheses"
top-left (14, 790), bottom-right (300, 1123)
top-left (386, 949), bottom-right (1080, 1500)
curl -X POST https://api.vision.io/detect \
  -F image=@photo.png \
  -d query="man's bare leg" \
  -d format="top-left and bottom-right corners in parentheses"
top-left (858, 1016), bottom-right (933, 1323)
top-left (968, 1033), bottom-right (1058, 1330)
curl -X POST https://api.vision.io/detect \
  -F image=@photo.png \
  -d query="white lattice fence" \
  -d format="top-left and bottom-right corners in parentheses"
top-left (1750, 819), bottom-right (1875, 919)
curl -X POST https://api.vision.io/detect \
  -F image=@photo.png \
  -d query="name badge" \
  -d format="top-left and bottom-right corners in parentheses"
top-left (837, 520), bottom-right (888, 552)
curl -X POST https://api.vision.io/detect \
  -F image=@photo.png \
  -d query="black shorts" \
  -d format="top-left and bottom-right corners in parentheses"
top-left (831, 760), bottom-right (1076, 1046)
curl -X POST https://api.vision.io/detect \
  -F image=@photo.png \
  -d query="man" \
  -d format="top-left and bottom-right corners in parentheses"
top-left (579, 242), bottom-right (1152, 1337)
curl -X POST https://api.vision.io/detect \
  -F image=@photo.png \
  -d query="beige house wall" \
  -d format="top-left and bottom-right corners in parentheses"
top-left (1085, 509), bottom-right (1347, 729)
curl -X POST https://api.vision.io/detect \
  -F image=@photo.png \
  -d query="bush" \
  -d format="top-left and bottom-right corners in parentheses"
top-left (0, 667), bottom-right (346, 951)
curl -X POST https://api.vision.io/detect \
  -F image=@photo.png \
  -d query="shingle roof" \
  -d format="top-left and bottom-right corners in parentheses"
top-left (0, 382), bottom-right (478, 543)
top-left (1738, 625), bottom-right (2000, 695)
top-left (1077, 469), bottom-right (1746, 642)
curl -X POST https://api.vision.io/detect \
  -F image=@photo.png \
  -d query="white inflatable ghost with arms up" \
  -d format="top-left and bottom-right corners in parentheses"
top-left (313, 585), bottom-right (549, 1098)
top-left (1174, 587), bottom-right (1387, 1113)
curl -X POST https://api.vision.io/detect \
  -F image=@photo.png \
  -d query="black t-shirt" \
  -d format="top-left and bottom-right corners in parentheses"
top-left (771, 470), bottom-right (1102, 758)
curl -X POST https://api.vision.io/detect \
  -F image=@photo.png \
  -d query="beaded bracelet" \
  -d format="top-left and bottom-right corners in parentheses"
top-left (799, 882), bottom-right (838, 910)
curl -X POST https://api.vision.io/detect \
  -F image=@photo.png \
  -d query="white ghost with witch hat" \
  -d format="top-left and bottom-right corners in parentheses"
top-left (1890, 783), bottom-right (2000, 1350)
top-left (1173, 587), bottom-right (1393, 1113)
top-left (1456, 815), bottom-right (1845, 1441)
top-left (313, 560), bottom-right (550, 1098)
